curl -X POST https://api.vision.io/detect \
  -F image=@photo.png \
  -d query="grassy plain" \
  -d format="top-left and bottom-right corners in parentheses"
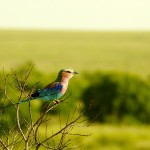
top-left (0, 30), bottom-right (150, 149)
top-left (0, 30), bottom-right (150, 77)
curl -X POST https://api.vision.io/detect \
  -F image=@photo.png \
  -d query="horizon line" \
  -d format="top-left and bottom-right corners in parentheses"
top-left (0, 27), bottom-right (150, 32)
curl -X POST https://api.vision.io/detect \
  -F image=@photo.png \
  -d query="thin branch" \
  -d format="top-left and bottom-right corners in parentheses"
top-left (0, 138), bottom-right (9, 150)
top-left (41, 112), bottom-right (84, 145)
top-left (16, 105), bottom-right (26, 142)
top-left (0, 66), bottom-right (90, 150)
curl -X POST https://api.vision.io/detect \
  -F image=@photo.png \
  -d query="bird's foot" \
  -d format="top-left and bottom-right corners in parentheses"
top-left (53, 100), bottom-right (60, 104)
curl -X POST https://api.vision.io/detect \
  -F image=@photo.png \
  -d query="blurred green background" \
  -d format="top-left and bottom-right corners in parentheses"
top-left (0, 30), bottom-right (150, 150)
top-left (1, 0), bottom-right (150, 149)
top-left (1, 30), bottom-right (150, 76)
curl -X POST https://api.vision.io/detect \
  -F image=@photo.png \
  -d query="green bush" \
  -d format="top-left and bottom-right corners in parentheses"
top-left (82, 72), bottom-right (150, 124)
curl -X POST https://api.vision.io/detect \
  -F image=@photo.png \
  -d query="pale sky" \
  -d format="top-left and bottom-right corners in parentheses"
top-left (0, 0), bottom-right (150, 30)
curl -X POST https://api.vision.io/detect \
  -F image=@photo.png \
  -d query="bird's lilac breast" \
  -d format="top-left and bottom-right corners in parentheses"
top-left (60, 84), bottom-right (68, 95)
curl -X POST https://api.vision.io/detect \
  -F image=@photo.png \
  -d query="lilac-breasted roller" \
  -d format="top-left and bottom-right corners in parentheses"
top-left (1, 68), bottom-right (79, 108)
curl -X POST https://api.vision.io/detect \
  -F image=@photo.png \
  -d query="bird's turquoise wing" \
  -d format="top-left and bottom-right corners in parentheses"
top-left (38, 82), bottom-right (63, 100)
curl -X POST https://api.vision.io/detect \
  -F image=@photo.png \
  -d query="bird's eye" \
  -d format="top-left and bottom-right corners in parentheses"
top-left (66, 71), bottom-right (71, 73)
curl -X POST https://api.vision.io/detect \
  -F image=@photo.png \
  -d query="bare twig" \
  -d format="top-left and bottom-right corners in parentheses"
top-left (41, 112), bottom-right (84, 144)
top-left (0, 66), bottom-right (90, 150)
top-left (0, 138), bottom-right (9, 150)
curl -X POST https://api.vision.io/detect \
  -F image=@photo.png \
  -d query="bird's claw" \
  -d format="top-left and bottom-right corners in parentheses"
top-left (53, 100), bottom-right (60, 104)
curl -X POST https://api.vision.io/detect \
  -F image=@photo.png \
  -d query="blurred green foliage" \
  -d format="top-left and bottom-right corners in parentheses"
top-left (1, 63), bottom-right (150, 125)
top-left (0, 30), bottom-right (150, 149)
top-left (82, 72), bottom-right (150, 124)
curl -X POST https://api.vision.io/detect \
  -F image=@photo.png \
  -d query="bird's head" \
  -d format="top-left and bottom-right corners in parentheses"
top-left (57, 68), bottom-right (79, 80)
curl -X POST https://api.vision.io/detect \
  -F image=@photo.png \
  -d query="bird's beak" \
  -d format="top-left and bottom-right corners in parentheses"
top-left (73, 71), bottom-right (79, 74)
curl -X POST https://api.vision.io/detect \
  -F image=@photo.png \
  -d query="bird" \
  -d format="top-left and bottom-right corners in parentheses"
top-left (1, 68), bottom-right (79, 108)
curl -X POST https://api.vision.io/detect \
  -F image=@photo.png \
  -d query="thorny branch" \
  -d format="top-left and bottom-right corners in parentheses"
top-left (0, 66), bottom-right (90, 150)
